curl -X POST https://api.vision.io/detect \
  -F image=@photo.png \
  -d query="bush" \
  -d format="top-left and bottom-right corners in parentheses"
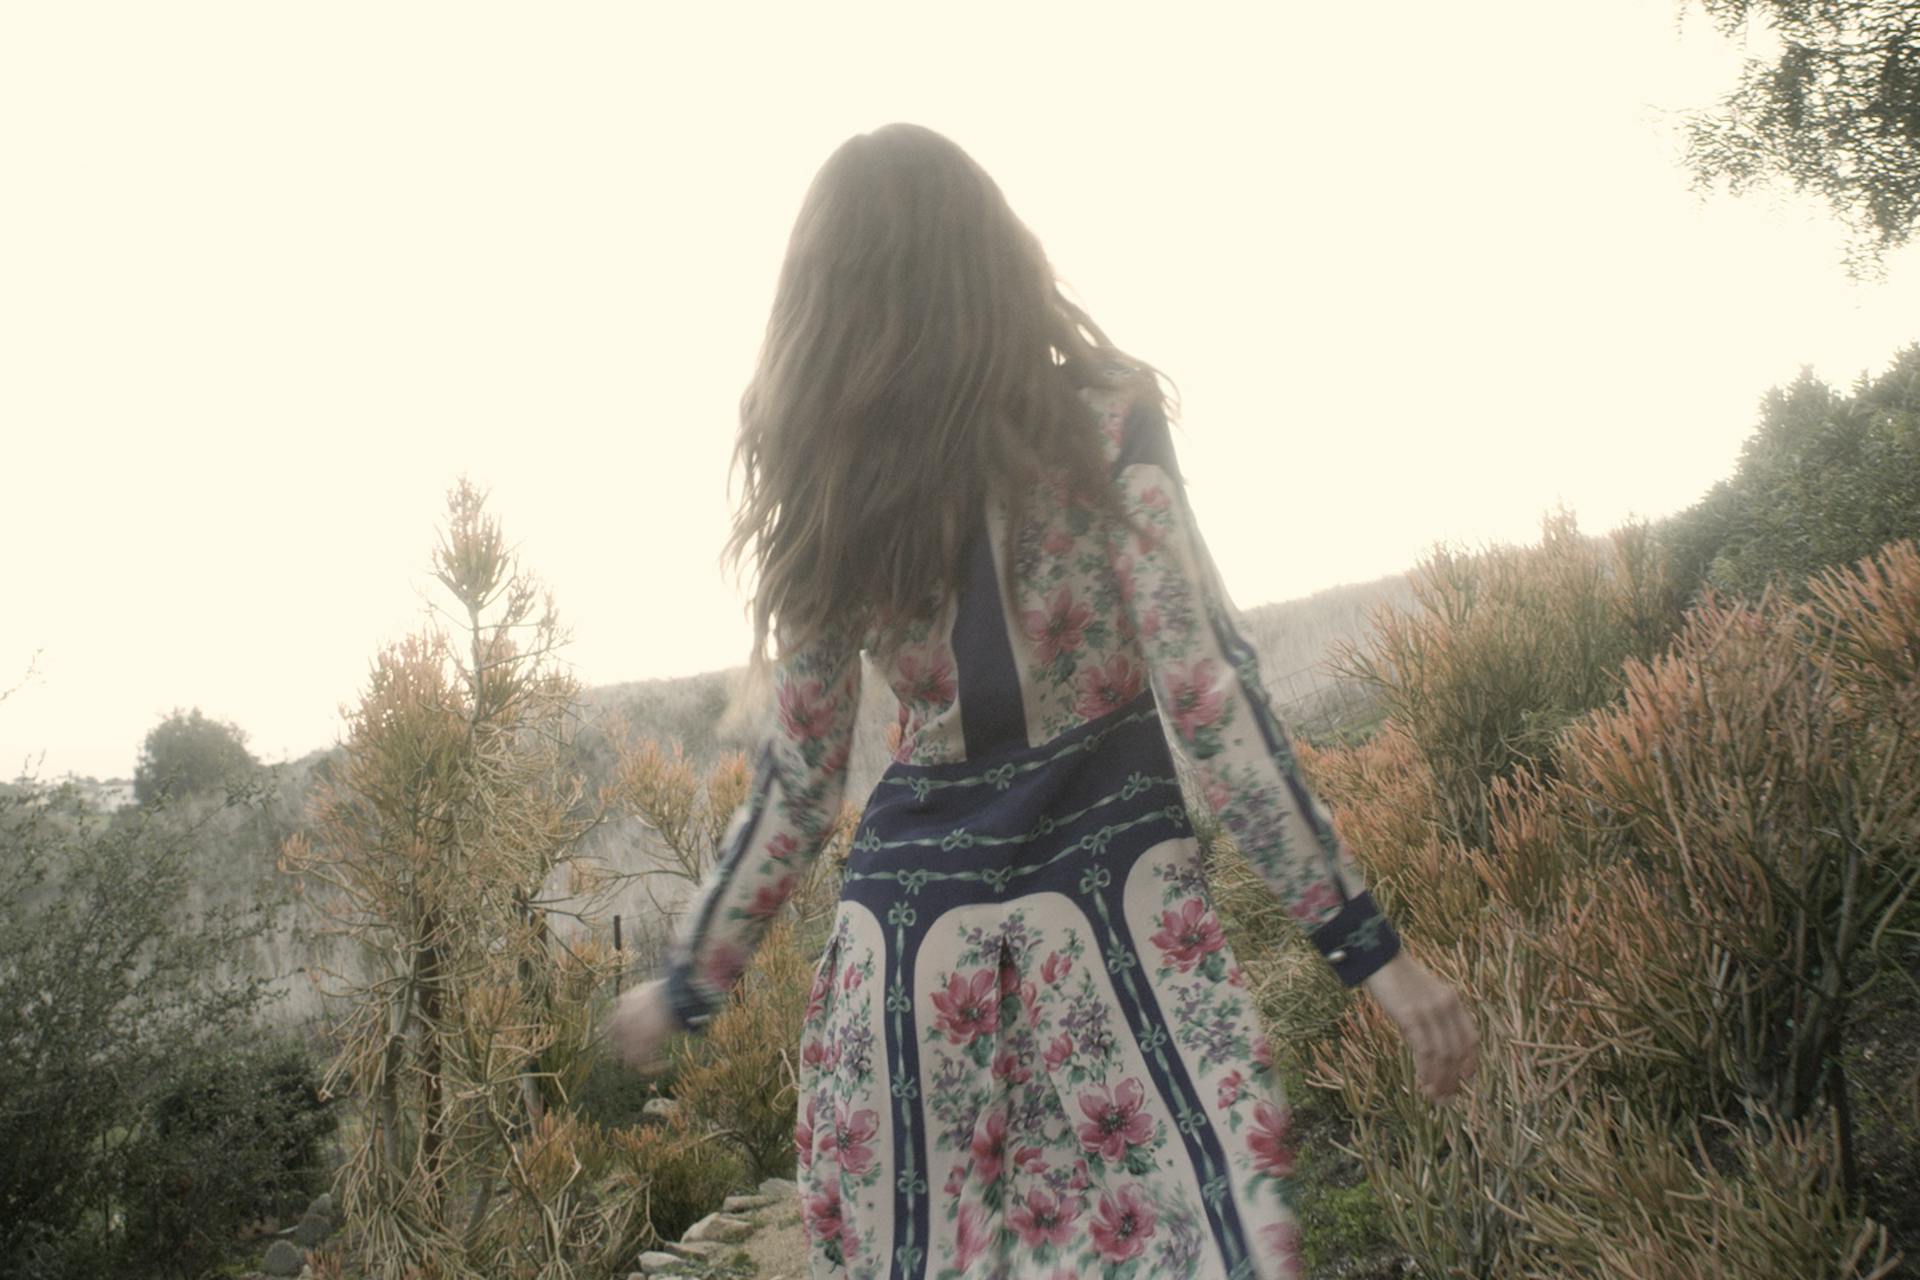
top-left (129, 1039), bottom-right (337, 1275)
top-left (1307, 538), bottom-right (1920, 1276)
top-left (1659, 347), bottom-right (1920, 608)
top-left (603, 1113), bottom-right (747, 1248)
top-left (669, 916), bottom-right (814, 1182)
top-left (0, 775), bottom-right (281, 1280)
top-left (1331, 508), bottom-right (1684, 851)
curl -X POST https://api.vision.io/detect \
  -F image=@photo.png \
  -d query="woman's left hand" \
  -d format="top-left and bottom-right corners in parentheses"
top-left (607, 977), bottom-right (681, 1075)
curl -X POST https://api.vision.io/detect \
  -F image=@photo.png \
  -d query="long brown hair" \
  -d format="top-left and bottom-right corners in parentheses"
top-left (727, 123), bottom-right (1172, 664)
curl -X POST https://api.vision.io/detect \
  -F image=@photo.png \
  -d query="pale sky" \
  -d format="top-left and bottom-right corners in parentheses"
top-left (4, 1), bottom-right (1916, 783)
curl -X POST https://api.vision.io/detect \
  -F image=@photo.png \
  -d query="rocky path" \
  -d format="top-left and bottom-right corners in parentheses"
top-left (628, 1177), bottom-right (810, 1280)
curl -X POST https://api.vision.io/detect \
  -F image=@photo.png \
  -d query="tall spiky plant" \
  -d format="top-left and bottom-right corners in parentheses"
top-left (282, 478), bottom-right (636, 1278)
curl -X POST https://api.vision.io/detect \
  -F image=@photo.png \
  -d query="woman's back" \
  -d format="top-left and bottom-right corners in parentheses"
top-left (661, 375), bottom-right (1404, 1279)
top-left (865, 380), bottom-right (1143, 769)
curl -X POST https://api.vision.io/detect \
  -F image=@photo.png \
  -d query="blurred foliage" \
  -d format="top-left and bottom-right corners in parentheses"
top-left (1683, 0), bottom-right (1920, 270)
top-left (1659, 346), bottom-right (1920, 605)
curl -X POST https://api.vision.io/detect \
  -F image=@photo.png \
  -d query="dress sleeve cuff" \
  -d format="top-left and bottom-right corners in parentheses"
top-left (664, 958), bottom-right (722, 1034)
top-left (1307, 889), bottom-right (1403, 987)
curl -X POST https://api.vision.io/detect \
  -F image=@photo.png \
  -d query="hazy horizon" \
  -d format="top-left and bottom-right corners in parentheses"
top-left (5, 1), bottom-right (1917, 782)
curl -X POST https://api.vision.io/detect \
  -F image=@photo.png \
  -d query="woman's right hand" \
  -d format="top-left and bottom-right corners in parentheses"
top-left (1361, 950), bottom-right (1479, 1103)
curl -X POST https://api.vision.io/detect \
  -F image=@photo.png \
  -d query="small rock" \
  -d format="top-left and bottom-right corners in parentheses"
top-left (641, 1097), bottom-right (679, 1120)
top-left (758, 1176), bottom-right (799, 1199)
top-left (635, 1251), bottom-right (687, 1274)
top-left (680, 1210), bottom-right (755, 1244)
top-left (262, 1240), bottom-right (305, 1277)
top-left (306, 1192), bottom-right (334, 1224)
top-left (291, 1213), bottom-right (333, 1246)
top-left (666, 1239), bottom-right (725, 1259)
top-left (723, 1193), bottom-right (776, 1212)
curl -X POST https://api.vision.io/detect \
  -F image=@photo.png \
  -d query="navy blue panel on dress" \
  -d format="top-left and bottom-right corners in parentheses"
top-left (950, 516), bottom-right (1028, 759)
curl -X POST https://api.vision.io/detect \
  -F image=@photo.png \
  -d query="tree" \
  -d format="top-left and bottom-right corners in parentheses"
top-left (1683, 0), bottom-right (1920, 271)
top-left (281, 478), bottom-right (638, 1278)
top-left (1658, 343), bottom-right (1920, 600)
top-left (132, 706), bottom-right (259, 806)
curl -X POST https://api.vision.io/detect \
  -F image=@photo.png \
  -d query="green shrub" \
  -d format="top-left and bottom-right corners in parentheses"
top-left (129, 1039), bottom-right (337, 1275)
top-left (605, 1113), bottom-right (747, 1248)
top-left (0, 775), bottom-right (280, 1280)
top-left (1659, 346), bottom-right (1920, 608)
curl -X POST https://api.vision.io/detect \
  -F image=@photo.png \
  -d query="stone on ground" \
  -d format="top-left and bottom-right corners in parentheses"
top-left (262, 1239), bottom-right (305, 1277)
top-left (681, 1210), bottom-right (754, 1244)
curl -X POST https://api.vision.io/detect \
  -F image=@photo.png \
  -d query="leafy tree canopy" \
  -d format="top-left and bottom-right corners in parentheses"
top-left (1659, 342), bottom-right (1920, 599)
top-left (1684, 0), bottom-right (1920, 271)
top-left (132, 706), bottom-right (258, 806)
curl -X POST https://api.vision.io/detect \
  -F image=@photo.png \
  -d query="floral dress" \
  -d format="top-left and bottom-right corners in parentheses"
top-left (664, 380), bottom-right (1404, 1280)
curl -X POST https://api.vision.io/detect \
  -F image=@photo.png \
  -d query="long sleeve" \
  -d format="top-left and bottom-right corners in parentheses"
top-left (662, 631), bottom-right (862, 1031)
top-left (1104, 398), bottom-right (1402, 987)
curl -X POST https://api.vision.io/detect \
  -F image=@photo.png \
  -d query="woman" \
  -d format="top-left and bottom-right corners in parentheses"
top-left (611, 122), bottom-right (1477, 1280)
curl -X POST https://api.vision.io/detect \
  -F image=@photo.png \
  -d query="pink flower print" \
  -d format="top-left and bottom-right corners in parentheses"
top-left (1073, 653), bottom-right (1145, 719)
top-left (1040, 949), bottom-right (1072, 986)
top-left (943, 1162), bottom-right (967, 1197)
top-left (841, 962), bottom-right (863, 992)
top-left (1067, 1158), bottom-right (1092, 1192)
top-left (954, 1201), bottom-right (993, 1271)
top-left (1043, 1033), bottom-right (1074, 1073)
top-left (1228, 963), bottom-right (1248, 989)
top-left (1149, 897), bottom-right (1226, 973)
top-left (699, 942), bottom-right (748, 991)
top-left (795, 1094), bottom-right (818, 1170)
top-left (831, 1101), bottom-right (879, 1177)
top-left (745, 871), bottom-right (799, 921)
top-left (1204, 777), bottom-right (1232, 813)
top-left (1015, 1144), bottom-right (1047, 1175)
top-left (1090, 1182), bottom-right (1158, 1262)
top-left (1248, 1100), bottom-right (1295, 1177)
top-left (1008, 1186), bottom-right (1082, 1249)
top-left (1217, 1070), bottom-right (1244, 1111)
top-left (802, 1037), bottom-right (828, 1069)
top-left (778, 677), bottom-right (837, 741)
top-left (1022, 586), bottom-right (1093, 665)
top-left (991, 1050), bottom-right (1031, 1086)
top-left (1139, 485), bottom-right (1171, 512)
top-left (1254, 1034), bottom-right (1274, 1071)
top-left (969, 1107), bottom-right (1007, 1185)
top-left (930, 969), bottom-right (1000, 1045)
top-left (802, 1179), bottom-right (842, 1244)
top-left (896, 648), bottom-right (956, 707)
top-left (806, 966), bottom-right (832, 1020)
top-left (1164, 659), bottom-right (1229, 744)
top-left (1263, 1219), bottom-right (1305, 1276)
top-left (1111, 551), bottom-right (1137, 604)
top-left (822, 735), bottom-right (850, 774)
top-left (1288, 881), bottom-right (1344, 922)
top-left (1042, 527), bottom-right (1074, 556)
top-left (1139, 606), bottom-right (1163, 640)
top-left (1076, 1077), bottom-right (1156, 1162)
top-left (766, 833), bottom-right (801, 862)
